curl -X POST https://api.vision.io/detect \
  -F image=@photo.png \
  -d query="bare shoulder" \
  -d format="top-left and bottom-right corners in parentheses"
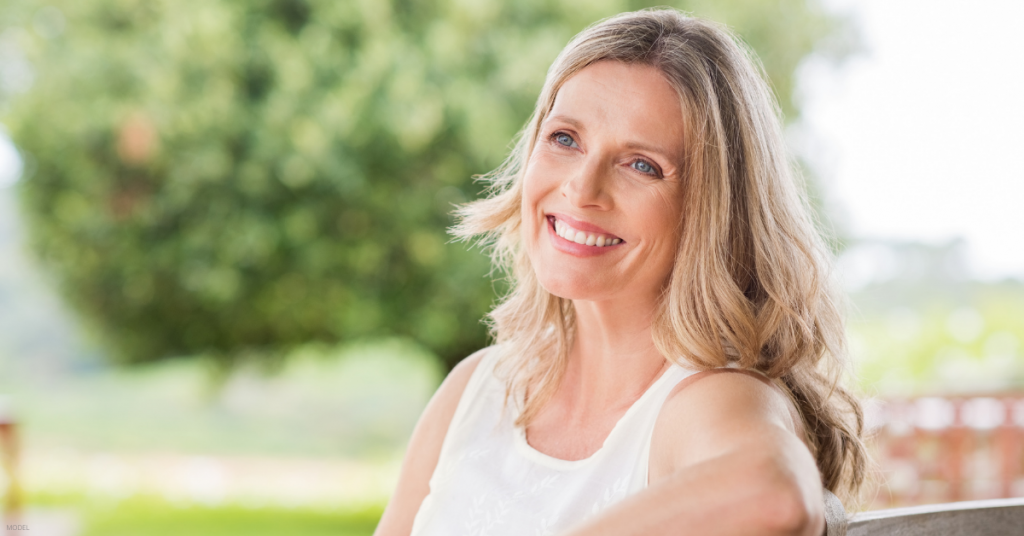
top-left (429, 346), bottom-right (491, 423)
top-left (407, 344), bottom-right (492, 462)
top-left (649, 369), bottom-right (808, 482)
top-left (373, 346), bottom-right (492, 536)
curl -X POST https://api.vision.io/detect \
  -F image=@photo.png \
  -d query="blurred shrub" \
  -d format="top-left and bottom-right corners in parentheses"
top-left (1, 0), bottom-right (846, 368)
top-left (833, 240), bottom-right (1024, 394)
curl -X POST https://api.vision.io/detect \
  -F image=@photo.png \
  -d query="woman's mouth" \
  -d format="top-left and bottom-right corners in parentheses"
top-left (547, 215), bottom-right (623, 247)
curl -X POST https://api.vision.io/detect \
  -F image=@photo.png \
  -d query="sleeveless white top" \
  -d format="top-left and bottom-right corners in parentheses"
top-left (410, 350), bottom-right (699, 536)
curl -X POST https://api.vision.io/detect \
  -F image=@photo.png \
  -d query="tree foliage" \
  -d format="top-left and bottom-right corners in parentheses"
top-left (1, 0), bottom-right (847, 369)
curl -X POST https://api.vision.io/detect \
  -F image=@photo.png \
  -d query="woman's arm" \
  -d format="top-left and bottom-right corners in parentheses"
top-left (373, 348), bottom-right (488, 536)
top-left (561, 371), bottom-right (825, 536)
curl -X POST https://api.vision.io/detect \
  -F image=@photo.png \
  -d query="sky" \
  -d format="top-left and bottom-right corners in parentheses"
top-left (2, 0), bottom-right (1024, 278)
top-left (798, 0), bottom-right (1024, 280)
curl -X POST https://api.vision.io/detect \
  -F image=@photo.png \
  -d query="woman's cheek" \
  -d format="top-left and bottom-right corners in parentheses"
top-left (520, 173), bottom-right (547, 248)
top-left (521, 161), bottom-right (556, 217)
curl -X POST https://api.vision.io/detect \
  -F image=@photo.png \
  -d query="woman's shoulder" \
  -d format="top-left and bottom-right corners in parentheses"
top-left (372, 346), bottom-right (495, 536)
top-left (424, 345), bottom-right (497, 438)
top-left (649, 367), bottom-right (808, 483)
top-left (432, 346), bottom-right (494, 417)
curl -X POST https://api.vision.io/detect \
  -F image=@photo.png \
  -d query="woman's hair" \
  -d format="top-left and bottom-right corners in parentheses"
top-left (453, 9), bottom-right (867, 504)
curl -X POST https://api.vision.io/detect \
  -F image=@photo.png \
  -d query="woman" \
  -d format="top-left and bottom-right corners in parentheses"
top-left (376, 9), bottom-right (866, 536)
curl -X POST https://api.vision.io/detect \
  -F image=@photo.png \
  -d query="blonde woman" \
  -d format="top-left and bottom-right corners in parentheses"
top-left (375, 9), bottom-right (865, 536)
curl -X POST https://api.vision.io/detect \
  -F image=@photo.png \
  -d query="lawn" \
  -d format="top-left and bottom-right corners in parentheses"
top-left (75, 497), bottom-right (383, 536)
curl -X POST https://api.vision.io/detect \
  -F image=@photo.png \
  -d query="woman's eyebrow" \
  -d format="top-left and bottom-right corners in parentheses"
top-left (545, 114), bottom-right (585, 130)
top-left (623, 140), bottom-right (679, 161)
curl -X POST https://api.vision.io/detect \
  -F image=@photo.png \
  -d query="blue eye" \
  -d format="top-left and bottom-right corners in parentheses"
top-left (554, 133), bottom-right (577, 148)
top-left (632, 160), bottom-right (656, 175)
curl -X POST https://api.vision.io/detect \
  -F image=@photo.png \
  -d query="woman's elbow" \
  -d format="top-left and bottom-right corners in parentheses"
top-left (749, 459), bottom-right (825, 536)
top-left (757, 490), bottom-right (823, 536)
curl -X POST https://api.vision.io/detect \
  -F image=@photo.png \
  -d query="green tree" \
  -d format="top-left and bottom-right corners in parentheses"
top-left (1, 0), bottom-right (849, 369)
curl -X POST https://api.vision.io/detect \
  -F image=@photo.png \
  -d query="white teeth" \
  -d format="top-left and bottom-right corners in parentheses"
top-left (552, 218), bottom-right (621, 247)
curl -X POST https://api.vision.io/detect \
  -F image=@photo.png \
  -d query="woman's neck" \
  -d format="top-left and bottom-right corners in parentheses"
top-left (561, 297), bottom-right (669, 415)
top-left (522, 295), bottom-right (670, 460)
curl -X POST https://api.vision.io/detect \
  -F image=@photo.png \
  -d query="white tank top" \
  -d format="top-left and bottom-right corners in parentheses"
top-left (410, 350), bottom-right (698, 536)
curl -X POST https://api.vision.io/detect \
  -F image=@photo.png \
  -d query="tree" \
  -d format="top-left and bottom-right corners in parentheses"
top-left (1, 0), bottom-right (849, 369)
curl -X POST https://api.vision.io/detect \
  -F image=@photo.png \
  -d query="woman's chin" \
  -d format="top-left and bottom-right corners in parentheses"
top-left (536, 272), bottom-right (611, 302)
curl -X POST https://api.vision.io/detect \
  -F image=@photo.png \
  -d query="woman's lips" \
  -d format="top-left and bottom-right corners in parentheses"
top-left (546, 214), bottom-right (624, 250)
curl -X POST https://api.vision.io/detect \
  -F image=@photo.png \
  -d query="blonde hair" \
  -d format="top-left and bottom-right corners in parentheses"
top-left (453, 9), bottom-right (866, 503)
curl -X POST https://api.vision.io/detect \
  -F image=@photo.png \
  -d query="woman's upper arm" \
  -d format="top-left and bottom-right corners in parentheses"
top-left (651, 371), bottom-right (807, 474)
top-left (373, 347), bottom-right (489, 536)
top-left (648, 371), bottom-right (825, 534)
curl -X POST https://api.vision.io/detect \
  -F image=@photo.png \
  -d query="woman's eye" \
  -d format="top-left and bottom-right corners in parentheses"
top-left (631, 159), bottom-right (657, 175)
top-left (554, 133), bottom-right (578, 148)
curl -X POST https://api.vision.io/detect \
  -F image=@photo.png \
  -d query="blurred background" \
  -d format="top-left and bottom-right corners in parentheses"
top-left (0, 0), bottom-right (1021, 534)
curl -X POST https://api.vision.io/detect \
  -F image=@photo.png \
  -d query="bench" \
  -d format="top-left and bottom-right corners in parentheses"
top-left (824, 493), bottom-right (1024, 535)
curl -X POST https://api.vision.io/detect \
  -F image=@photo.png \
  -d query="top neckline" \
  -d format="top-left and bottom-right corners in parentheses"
top-left (511, 362), bottom-right (689, 471)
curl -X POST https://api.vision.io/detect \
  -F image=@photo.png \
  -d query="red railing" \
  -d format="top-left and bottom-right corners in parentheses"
top-left (867, 395), bottom-right (1024, 507)
top-left (0, 414), bottom-right (20, 535)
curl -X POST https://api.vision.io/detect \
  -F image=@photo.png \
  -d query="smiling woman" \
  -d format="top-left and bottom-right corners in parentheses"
top-left (523, 61), bottom-right (687, 306)
top-left (375, 9), bottom-right (866, 536)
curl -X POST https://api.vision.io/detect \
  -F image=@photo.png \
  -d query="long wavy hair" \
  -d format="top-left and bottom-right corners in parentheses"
top-left (453, 9), bottom-right (867, 504)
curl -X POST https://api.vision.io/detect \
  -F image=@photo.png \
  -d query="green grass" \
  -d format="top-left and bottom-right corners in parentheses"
top-left (1, 338), bottom-right (442, 458)
top-left (75, 498), bottom-right (382, 536)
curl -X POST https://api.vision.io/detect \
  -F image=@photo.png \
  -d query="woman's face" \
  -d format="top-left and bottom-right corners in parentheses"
top-left (522, 60), bottom-right (687, 304)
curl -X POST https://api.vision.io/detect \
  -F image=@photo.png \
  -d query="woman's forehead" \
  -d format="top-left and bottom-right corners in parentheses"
top-left (546, 61), bottom-right (687, 159)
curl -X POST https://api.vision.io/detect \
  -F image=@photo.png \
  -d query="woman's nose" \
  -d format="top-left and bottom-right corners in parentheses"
top-left (560, 155), bottom-right (611, 209)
